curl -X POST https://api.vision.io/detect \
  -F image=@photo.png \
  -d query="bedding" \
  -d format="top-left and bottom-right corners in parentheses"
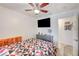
top-left (0, 38), bottom-right (57, 56)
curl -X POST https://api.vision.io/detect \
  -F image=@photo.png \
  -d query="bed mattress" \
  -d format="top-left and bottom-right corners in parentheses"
top-left (0, 39), bottom-right (57, 56)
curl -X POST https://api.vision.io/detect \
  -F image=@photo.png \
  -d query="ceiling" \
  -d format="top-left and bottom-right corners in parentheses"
top-left (0, 3), bottom-right (79, 17)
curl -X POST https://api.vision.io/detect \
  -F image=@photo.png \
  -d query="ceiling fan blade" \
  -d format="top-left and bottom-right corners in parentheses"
top-left (40, 3), bottom-right (49, 8)
top-left (25, 9), bottom-right (32, 11)
top-left (29, 3), bottom-right (34, 7)
top-left (40, 10), bottom-right (48, 13)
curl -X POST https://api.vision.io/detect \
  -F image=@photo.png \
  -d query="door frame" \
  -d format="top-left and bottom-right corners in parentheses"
top-left (78, 16), bottom-right (79, 56)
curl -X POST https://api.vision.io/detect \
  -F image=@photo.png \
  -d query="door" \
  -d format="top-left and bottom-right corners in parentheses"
top-left (58, 16), bottom-right (78, 56)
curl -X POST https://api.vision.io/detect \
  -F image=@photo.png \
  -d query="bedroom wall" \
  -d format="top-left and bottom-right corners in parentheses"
top-left (0, 6), bottom-right (37, 39)
top-left (36, 8), bottom-right (79, 44)
top-left (36, 16), bottom-right (58, 43)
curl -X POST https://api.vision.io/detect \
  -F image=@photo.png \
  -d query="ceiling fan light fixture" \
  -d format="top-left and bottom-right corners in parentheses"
top-left (34, 9), bottom-right (40, 14)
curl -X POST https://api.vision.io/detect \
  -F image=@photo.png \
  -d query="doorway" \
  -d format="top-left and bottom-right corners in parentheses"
top-left (58, 16), bottom-right (78, 56)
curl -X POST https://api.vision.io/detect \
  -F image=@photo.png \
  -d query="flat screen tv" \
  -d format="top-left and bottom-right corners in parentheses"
top-left (38, 18), bottom-right (50, 27)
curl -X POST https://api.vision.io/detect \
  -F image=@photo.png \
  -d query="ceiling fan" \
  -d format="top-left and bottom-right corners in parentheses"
top-left (25, 3), bottom-right (49, 15)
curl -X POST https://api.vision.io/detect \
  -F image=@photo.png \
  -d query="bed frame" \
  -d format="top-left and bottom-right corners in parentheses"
top-left (0, 36), bottom-right (22, 47)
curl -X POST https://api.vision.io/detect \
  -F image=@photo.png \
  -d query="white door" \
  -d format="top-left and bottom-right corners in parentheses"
top-left (58, 16), bottom-right (78, 56)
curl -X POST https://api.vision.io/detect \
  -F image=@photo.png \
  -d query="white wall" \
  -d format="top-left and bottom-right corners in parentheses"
top-left (0, 6), bottom-right (37, 39)
top-left (36, 17), bottom-right (58, 43)
top-left (36, 9), bottom-right (79, 44)
top-left (0, 5), bottom-right (79, 44)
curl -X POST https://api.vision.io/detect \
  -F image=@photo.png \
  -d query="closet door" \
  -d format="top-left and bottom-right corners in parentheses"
top-left (58, 16), bottom-right (78, 56)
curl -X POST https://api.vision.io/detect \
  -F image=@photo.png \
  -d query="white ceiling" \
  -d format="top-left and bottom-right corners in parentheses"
top-left (0, 3), bottom-right (79, 17)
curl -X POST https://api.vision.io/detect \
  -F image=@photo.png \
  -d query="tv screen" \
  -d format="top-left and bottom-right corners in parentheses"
top-left (38, 18), bottom-right (50, 27)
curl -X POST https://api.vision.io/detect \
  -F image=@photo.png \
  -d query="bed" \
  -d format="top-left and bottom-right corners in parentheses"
top-left (0, 37), bottom-right (57, 56)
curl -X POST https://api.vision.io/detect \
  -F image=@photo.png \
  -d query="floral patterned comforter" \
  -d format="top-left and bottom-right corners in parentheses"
top-left (0, 39), bottom-right (57, 56)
